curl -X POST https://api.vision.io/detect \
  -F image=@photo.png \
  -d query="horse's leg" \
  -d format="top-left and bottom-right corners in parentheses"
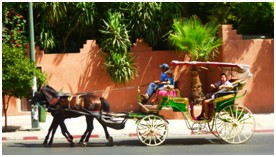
top-left (79, 116), bottom-right (88, 144)
top-left (79, 115), bottom-right (93, 147)
top-left (48, 108), bottom-right (64, 145)
top-left (79, 131), bottom-right (88, 145)
top-left (59, 118), bottom-right (75, 146)
top-left (59, 121), bottom-right (69, 141)
top-left (43, 118), bottom-right (56, 145)
top-left (48, 118), bottom-right (59, 145)
top-left (84, 116), bottom-right (94, 143)
top-left (100, 98), bottom-right (113, 145)
top-left (98, 120), bottom-right (113, 145)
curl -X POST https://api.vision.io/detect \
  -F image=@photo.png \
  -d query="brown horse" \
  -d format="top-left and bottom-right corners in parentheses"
top-left (31, 85), bottom-right (113, 146)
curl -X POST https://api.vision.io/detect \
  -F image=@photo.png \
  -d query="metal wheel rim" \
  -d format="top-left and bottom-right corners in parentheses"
top-left (136, 114), bottom-right (168, 146)
top-left (215, 105), bottom-right (255, 144)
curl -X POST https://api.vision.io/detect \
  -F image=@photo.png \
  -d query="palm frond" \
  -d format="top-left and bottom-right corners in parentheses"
top-left (169, 16), bottom-right (222, 61)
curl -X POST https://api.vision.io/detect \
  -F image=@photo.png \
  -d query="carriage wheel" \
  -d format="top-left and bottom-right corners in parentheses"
top-left (136, 114), bottom-right (169, 146)
top-left (214, 105), bottom-right (255, 144)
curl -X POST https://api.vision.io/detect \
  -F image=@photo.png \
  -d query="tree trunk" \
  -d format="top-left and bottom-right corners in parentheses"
top-left (190, 67), bottom-right (206, 104)
top-left (2, 95), bottom-right (11, 131)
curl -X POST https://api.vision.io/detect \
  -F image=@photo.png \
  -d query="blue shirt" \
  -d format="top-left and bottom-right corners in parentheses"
top-left (159, 72), bottom-right (168, 87)
top-left (168, 77), bottom-right (174, 86)
top-left (160, 72), bottom-right (168, 81)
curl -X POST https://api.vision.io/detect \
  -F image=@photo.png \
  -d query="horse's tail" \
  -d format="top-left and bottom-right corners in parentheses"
top-left (100, 97), bottom-right (110, 112)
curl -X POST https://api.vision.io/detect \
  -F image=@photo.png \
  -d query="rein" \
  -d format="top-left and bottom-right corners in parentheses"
top-left (89, 83), bottom-right (150, 93)
top-left (90, 57), bottom-right (152, 94)
top-left (140, 57), bottom-right (152, 86)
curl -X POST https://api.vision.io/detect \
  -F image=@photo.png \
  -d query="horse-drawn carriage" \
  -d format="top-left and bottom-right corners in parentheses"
top-left (31, 60), bottom-right (255, 146)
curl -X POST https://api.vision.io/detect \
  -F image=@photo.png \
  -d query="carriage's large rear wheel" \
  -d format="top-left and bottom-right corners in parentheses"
top-left (136, 114), bottom-right (169, 146)
top-left (214, 105), bottom-right (255, 144)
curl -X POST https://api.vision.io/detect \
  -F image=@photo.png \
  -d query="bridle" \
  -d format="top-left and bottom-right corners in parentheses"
top-left (37, 85), bottom-right (59, 106)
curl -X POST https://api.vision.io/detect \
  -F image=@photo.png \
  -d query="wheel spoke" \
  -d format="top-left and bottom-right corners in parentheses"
top-left (240, 127), bottom-right (251, 139)
top-left (138, 123), bottom-right (150, 129)
top-left (228, 106), bottom-right (234, 118)
top-left (156, 122), bottom-right (168, 128)
top-left (236, 107), bottom-right (245, 120)
top-left (145, 119), bottom-right (151, 127)
top-left (154, 134), bottom-right (162, 143)
top-left (139, 129), bottom-right (150, 136)
top-left (232, 127), bottom-right (240, 141)
top-left (239, 114), bottom-right (252, 123)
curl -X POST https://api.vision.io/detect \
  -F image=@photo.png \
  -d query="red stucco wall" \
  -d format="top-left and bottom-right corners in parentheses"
top-left (35, 39), bottom-right (186, 112)
top-left (3, 25), bottom-right (274, 117)
top-left (220, 25), bottom-right (274, 113)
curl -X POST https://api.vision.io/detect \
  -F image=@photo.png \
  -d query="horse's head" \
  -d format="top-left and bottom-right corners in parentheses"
top-left (30, 86), bottom-right (45, 106)
top-left (30, 85), bottom-right (58, 107)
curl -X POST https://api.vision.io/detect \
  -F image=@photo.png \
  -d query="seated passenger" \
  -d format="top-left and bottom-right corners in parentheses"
top-left (202, 73), bottom-right (233, 119)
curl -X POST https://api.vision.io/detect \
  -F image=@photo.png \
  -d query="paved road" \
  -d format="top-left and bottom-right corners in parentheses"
top-left (2, 133), bottom-right (274, 155)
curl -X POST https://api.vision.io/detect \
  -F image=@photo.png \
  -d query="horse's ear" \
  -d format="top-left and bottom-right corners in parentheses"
top-left (37, 85), bottom-right (43, 91)
top-left (34, 91), bottom-right (40, 96)
top-left (37, 84), bottom-right (47, 91)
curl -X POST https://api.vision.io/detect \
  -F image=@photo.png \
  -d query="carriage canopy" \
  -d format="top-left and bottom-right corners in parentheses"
top-left (170, 60), bottom-right (252, 79)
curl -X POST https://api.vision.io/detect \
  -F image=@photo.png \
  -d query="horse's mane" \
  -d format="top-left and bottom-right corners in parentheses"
top-left (41, 85), bottom-right (98, 99)
top-left (42, 85), bottom-right (59, 97)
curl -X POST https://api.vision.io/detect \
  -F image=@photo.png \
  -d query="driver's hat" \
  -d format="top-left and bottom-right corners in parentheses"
top-left (159, 63), bottom-right (169, 69)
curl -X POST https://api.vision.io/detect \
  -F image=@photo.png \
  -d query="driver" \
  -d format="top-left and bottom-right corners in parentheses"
top-left (141, 63), bottom-right (169, 104)
top-left (203, 73), bottom-right (233, 119)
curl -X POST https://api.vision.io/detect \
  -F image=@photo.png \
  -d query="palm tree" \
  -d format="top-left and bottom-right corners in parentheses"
top-left (169, 16), bottom-right (222, 103)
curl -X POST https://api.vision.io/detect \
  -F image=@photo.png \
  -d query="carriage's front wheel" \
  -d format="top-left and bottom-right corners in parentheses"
top-left (214, 105), bottom-right (255, 144)
top-left (136, 115), bottom-right (169, 146)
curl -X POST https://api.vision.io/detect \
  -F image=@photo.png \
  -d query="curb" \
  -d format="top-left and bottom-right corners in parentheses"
top-left (254, 129), bottom-right (274, 133)
top-left (2, 129), bottom-right (273, 141)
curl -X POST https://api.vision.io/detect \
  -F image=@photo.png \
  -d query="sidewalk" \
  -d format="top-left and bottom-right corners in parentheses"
top-left (2, 113), bottom-right (274, 141)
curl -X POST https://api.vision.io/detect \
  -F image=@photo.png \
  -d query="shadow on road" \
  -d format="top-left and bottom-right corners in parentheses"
top-left (9, 137), bottom-right (227, 148)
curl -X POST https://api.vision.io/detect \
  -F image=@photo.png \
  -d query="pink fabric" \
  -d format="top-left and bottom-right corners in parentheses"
top-left (158, 90), bottom-right (177, 97)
